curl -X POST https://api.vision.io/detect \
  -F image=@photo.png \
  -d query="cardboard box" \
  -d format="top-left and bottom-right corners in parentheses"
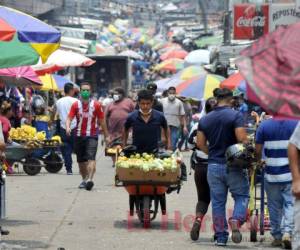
top-left (116, 166), bottom-right (180, 183)
top-left (144, 168), bottom-right (180, 183)
top-left (116, 167), bottom-right (145, 181)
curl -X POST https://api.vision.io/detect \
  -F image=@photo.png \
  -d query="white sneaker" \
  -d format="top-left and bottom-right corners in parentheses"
top-left (78, 181), bottom-right (86, 189)
top-left (282, 233), bottom-right (292, 249)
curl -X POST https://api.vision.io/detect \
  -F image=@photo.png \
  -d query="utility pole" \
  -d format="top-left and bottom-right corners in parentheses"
top-left (223, 0), bottom-right (231, 45)
top-left (198, 0), bottom-right (208, 34)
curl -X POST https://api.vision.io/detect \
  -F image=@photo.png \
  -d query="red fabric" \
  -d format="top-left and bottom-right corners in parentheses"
top-left (220, 72), bottom-right (244, 90)
top-left (69, 100), bottom-right (104, 137)
top-left (0, 116), bottom-right (11, 142)
top-left (0, 19), bottom-right (15, 41)
top-left (236, 22), bottom-right (300, 119)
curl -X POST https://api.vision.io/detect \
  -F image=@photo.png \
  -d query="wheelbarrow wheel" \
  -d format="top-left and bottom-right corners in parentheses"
top-left (43, 152), bottom-right (63, 173)
top-left (142, 196), bottom-right (151, 228)
top-left (44, 163), bottom-right (63, 173)
top-left (23, 158), bottom-right (42, 176)
top-left (250, 214), bottom-right (258, 242)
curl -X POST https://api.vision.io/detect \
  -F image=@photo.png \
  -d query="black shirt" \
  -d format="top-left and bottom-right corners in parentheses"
top-left (124, 110), bottom-right (168, 153)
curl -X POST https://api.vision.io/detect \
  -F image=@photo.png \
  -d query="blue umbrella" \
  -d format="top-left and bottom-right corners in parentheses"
top-left (53, 75), bottom-right (79, 90)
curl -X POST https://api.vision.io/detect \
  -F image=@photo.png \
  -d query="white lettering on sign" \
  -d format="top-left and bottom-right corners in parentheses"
top-left (237, 16), bottom-right (266, 27)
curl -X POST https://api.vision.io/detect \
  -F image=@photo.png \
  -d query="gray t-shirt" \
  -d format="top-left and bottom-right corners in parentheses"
top-left (290, 123), bottom-right (300, 149)
top-left (161, 97), bottom-right (185, 128)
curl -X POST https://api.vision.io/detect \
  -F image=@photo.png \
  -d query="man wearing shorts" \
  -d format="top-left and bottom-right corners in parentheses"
top-left (66, 82), bottom-right (108, 191)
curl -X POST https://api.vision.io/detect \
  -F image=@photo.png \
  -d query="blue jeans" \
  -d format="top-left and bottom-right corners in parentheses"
top-left (169, 126), bottom-right (180, 151)
top-left (60, 128), bottom-right (74, 172)
top-left (264, 180), bottom-right (294, 239)
top-left (207, 164), bottom-right (250, 242)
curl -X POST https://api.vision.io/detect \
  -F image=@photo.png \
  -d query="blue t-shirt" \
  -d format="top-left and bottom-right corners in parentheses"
top-left (124, 110), bottom-right (168, 153)
top-left (198, 106), bottom-right (244, 164)
top-left (255, 119), bottom-right (298, 184)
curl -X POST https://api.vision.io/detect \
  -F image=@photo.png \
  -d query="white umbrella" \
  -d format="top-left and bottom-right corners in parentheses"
top-left (32, 49), bottom-right (96, 75)
top-left (119, 50), bottom-right (143, 60)
top-left (162, 3), bottom-right (178, 12)
top-left (184, 49), bottom-right (211, 66)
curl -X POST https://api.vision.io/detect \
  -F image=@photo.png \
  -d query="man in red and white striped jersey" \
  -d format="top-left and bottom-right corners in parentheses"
top-left (66, 82), bottom-right (109, 191)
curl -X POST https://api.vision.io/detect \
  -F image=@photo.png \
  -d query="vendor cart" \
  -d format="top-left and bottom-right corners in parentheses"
top-left (115, 149), bottom-right (181, 228)
top-left (5, 141), bottom-right (63, 175)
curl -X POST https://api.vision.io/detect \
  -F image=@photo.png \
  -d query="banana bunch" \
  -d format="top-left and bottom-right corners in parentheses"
top-left (9, 125), bottom-right (37, 141)
top-left (51, 135), bottom-right (62, 144)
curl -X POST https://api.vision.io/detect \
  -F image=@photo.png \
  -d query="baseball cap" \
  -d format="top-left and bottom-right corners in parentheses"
top-left (146, 83), bottom-right (157, 91)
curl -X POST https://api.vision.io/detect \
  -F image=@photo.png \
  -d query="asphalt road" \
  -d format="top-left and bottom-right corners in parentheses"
top-left (0, 148), bottom-right (279, 250)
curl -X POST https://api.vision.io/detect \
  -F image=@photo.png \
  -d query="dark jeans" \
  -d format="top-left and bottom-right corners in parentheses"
top-left (194, 161), bottom-right (210, 217)
top-left (60, 128), bottom-right (74, 171)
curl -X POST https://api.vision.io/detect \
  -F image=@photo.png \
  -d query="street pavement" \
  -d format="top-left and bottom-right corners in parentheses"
top-left (1, 147), bottom-right (279, 250)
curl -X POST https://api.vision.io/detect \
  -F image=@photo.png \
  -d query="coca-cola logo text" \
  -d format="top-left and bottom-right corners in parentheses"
top-left (237, 16), bottom-right (266, 27)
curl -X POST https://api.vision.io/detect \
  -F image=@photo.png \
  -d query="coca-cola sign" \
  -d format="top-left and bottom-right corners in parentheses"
top-left (237, 16), bottom-right (266, 27)
top-left (234, 4), bottom-right (269, 40)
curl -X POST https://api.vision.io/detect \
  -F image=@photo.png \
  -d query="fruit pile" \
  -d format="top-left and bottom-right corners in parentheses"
top-left (116, 153), bottom-right (178, 172)
top-left (9, 125), bottom-right (62, 148)
top-left (9, 125), bottom-right (46, 141)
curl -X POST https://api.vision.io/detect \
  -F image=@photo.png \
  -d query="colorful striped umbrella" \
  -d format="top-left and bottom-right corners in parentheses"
top-left (220, 72), bottom-right (246, 90)
top-left (0, 6), bottom-right (61, 68)
top-left (160, 49), bottom-right (188, 61)
top-left (179, 66), bottom-right (206, 80)
top-left (176, 74), bottom-right (225, 100)
top-left (154, 58), bottom-right (184, 73)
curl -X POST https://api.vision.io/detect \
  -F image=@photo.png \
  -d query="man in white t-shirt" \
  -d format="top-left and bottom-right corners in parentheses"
top-left (161, 86), bottom-right (187, 151)
top-left (55, 83), bottom-right (77, 174)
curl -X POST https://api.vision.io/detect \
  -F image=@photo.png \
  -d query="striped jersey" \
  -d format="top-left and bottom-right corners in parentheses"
top-left (68, 100), bottom-right (104, 137)
top-left (255, 119), bottom-right (298, 183)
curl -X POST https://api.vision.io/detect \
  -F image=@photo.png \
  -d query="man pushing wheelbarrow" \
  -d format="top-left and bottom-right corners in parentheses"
top-left (117, 89), bottom-right (185, 228)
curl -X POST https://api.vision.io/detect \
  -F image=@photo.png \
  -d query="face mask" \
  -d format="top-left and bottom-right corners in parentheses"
top-left (168, 94), bottom-right (176, 101)
top-left (113, 94), bottom-right (121, 102)
top-left (139, 109), bottom-right (152, 115)
top-left (80, 90), bottom-right (90, 100)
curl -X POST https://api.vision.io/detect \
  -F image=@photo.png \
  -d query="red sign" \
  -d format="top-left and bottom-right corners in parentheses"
top-left (234, 4), bottom-right (269, 40)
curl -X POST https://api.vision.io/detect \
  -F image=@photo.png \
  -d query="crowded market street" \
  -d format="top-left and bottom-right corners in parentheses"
top-left (1, 149), bottom-right (276, 250)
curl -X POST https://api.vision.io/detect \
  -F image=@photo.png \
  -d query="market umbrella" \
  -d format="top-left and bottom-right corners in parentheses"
top-left (220, 72), bottom-right (246, 90)
top-left (179, 66), bottom-right (206, 80)
top-left (0, 66), bottom-right (42, 87)
top-left (52, 75), bottom-right (79, 91)
top-left (184, 49), bottom-right (211, 65)
top-left (155, 77), bottom-right (171, 91)
top-left (160, 49), bottom-right (188, 61)
top-left (176, 74), bottom-right (225, 100)
top-left (119, 50), bottom-right (143, 60)
top-left (154, 58), bottom-right (184, 73)
top-left (0, 6), bottom-right (60, 68)
top-left (32, 49), bottom-right (95, 75)
top-left (38, 74), bottom-right (58, 91)
top-left (132, 60), bottom-right (150, 69)
top-left (236, 22), bottom-right (300, 119)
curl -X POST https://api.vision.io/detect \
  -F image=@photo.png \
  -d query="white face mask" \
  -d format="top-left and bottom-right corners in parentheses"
top-left (139, 109), bottom-right (152, 115)
top-left (168, 94), bottom-right (176, 101)
top-left (113, 94), bottom-right (120, 101)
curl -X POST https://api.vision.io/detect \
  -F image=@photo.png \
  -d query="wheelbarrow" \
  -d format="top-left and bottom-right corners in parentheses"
top-left (115, 146), bottom-right (181, 228)
top-left (5, 143), bottom-right (63, 175)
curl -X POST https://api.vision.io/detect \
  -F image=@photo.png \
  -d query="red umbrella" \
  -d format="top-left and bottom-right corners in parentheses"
top-left (236, 22), bottom-right (300, 119)
top-left (160, 49), bottom-right (188, 61)
top-left (32, 49), bottom-right (95, 75)
top-left (220, 72), bottom-right (245, 90)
